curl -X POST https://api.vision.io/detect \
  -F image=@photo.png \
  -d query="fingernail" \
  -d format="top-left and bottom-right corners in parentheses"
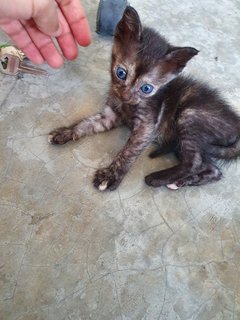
top-left (50, 22), bottom-right (62, 37)
top-left (52, 27), bottom-right (62, 37)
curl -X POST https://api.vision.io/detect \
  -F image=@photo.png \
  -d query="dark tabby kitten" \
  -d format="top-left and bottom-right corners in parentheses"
top-left (48, 6), bottom-right (240, 191)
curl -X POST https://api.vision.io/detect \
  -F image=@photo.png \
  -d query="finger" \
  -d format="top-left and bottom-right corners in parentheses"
top-left (0, 18), bottom-right (44, 64)
top-left (57, 0), bottom-right (91, 47)
top-left (0, 0), bottom-right (34, 20)
top-left (0, 0), bottom-right (60, 36)
top-left (56, 7), bottom-right (78, 60)
top-left (32, 0), bottom-right (61, 36)
top-left (21, 19), bottom-right (64, 68)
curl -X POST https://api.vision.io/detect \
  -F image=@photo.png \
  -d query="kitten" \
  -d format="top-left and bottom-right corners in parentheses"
top-left (48, 6), bottom-right (240, 191)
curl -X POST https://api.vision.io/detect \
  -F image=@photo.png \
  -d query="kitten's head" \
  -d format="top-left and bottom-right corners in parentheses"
top-left (111, 6), bottom-right (199, 105)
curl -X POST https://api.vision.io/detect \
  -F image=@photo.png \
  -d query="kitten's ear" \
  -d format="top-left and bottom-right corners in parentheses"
top-left (114, 6), bottom-right (142, 42)
top-left (165, 47), bottom-right (199, 72)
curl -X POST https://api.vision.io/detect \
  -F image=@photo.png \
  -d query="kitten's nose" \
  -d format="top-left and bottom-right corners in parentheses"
top-left (122, 91), bottom-right (132, 102)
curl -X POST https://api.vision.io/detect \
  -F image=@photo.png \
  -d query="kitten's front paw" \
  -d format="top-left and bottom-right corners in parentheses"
top-left (93, 167), bottom-right (120, 191)
top-left (48, 127), bottom-right (76, 145)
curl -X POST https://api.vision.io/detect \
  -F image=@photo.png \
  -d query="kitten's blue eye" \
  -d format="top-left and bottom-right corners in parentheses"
top-left (116, 67), bottom-right (127, 80)
top-left (140, 84), bottom-right (154, 94)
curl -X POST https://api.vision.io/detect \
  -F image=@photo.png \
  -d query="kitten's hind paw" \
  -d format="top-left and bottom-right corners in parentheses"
top-left (93, 167), bottom-right (120, 191)
top-left (166, 183), bottom-right (179, 190)
top-left (48, 127), bottom-right (75, 145)
top-left (145, 174), bottom-right (179, 190)
top-left (145, 172), bottom-right (169, 188)
top-left (145, 174), bottom-right (162, 187)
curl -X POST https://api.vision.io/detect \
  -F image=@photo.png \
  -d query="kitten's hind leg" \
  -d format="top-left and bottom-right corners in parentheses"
top-left (145, 147), bottom-right (203, 188)
top-left (48, 106), bottom-right (122, 145)
top-left (169, 163), bottom-right (222, 189)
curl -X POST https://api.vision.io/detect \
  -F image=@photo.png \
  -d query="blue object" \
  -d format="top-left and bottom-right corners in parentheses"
top-left (116, 67), bottom-right (127, 80)
top-left (141, 84), bottom-right (154, 94)
top-left (96, 0), bottom-right (128, 36)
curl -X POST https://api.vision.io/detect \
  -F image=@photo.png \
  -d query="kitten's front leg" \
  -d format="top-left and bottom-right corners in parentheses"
top-left (48, 106), bottom-right (122, 145)
top-left (94, 124), bottom-right (154, 191)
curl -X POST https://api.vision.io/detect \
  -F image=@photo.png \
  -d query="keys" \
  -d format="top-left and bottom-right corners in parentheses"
top-left (0, 53), bottom-right (48, 76)
top-left (0, 46), bottom-right (47, 76)
top-left (0, 45), bottom-right (25, 61)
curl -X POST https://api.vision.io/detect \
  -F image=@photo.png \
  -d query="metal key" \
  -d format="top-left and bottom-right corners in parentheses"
top-left (0, 53), bottom-right (47, 76)
top-left (0, 45), bottom-right (25, 61)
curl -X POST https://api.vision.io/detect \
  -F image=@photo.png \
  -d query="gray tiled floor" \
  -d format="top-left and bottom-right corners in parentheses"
top-left (1, 1), bottom-right (240, 319)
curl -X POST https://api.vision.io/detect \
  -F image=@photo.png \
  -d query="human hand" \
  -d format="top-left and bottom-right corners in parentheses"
top-left (0, 0), bottom-right (91, 68)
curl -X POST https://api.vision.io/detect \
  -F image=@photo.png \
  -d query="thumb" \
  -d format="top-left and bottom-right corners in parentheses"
top-left (33, 0), bottom-right (61, 36)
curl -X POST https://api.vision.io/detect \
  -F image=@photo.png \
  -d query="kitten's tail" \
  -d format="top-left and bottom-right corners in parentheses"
top-left (208, 137), bottom-right (240, 160)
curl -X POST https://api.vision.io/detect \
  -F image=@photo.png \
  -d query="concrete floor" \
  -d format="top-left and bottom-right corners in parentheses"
top-left (1, 0), bottom-right (240, 319)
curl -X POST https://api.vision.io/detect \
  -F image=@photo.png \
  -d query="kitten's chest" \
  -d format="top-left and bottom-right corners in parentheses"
top-left (119, 102), bottom-right (171, 136)
top-left (120, 103), bottom-right (139, 128)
